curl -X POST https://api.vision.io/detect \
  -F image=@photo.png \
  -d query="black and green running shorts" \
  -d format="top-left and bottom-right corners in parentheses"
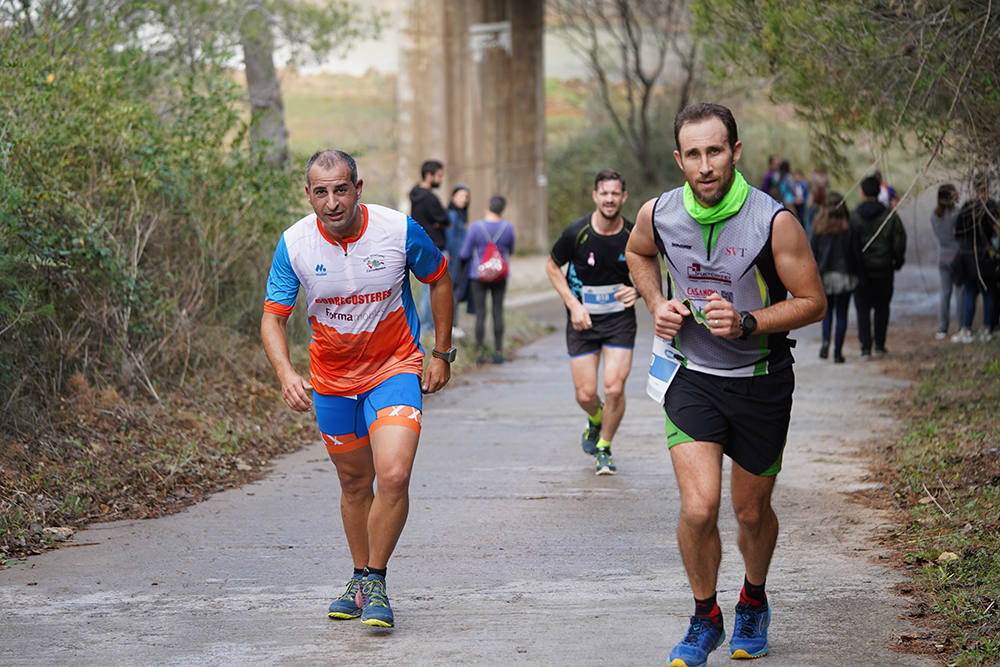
top-left (663, 365), bottom-right (794, 476)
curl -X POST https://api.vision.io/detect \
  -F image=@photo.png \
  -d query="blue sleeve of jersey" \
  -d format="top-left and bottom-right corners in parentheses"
top-left (264, 235), bottom-right (299, 307)
top-left (405, 216), bottom-right (446, 281)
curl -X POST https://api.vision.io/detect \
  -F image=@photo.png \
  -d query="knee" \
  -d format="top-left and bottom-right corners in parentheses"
top-left (376, 464), bottom-right (412, 498)
top-left (337, 467), bottom-right (375, 500)
top-left (575, 385), bottom-right (598, 405)
top-left (603, 382), bottom-right (625, 404)
top-left (680, 501), bottom-right (719, 533)
top-left (734, 503), bottom-right (772, 534)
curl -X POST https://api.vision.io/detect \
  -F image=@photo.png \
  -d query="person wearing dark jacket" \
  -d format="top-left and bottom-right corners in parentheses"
top-left (850, 175), bottom-right (907, 359)
top-left (950, 173), bottom-right (998, 343)
top-left (810, 192), bottom-right (858, 363)
top-left (409, 160), bottom-right (449, 325)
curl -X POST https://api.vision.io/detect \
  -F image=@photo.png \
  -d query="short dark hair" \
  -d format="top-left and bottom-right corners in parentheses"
top-left (488, 195), bottom-right (506, 214)
top-left (594, 169), bottom-right (626, 192)
top-left (305, 150), bottom-right (357, 187)
top-left (420, 160), bottom-right (444, 179)
top-left (674, 103), bottom-right (738, 151)
top-left (860, 176), bottom-right (881, 197)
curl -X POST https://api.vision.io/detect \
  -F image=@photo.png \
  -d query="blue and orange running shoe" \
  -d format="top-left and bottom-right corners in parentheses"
top-left (668, 615), bottom-right (725, 667)
top-left (359, 573), bottom-right (394, 627)
top-left (327, 573), bottom-right (363, 619)
top-left (729, 603), bottom-right (770, 659)
top-left (594, 449), bottom-right (616, 475)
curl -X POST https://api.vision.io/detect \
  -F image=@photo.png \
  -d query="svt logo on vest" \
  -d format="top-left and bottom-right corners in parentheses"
top-left (724, 246), bottom-right (745, 257)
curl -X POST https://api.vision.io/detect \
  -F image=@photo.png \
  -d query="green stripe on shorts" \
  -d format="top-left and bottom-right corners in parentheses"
top-left (665, 412), bottom-right (695, 448)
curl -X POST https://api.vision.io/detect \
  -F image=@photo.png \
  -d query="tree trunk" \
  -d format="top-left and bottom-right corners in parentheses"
top-left (240, 6), bottom-right (288, 168)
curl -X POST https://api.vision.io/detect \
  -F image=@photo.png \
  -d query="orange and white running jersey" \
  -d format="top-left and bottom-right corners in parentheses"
top-left (264, 203), bottom-right (447, 396)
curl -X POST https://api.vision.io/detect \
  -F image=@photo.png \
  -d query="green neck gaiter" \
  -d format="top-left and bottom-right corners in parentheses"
top-left (683, 170), bottom-right (750, 225)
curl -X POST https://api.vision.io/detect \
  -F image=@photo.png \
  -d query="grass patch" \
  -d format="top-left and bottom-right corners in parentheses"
top-left (874, 327), bottom-right (999, 665)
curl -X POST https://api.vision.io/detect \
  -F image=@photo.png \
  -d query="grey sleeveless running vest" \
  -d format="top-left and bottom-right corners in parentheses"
top-left (651, 186), bottom-right (792, 377)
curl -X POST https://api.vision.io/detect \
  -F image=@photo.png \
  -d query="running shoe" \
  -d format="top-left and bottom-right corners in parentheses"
top-left (594, 449), bottom-right (616, 476)
top-left (951, 328), bottom-right (975, 344)
top-left (581, 419), bottom-right (601, 455)
top-left (359, 573), bottom-right (394, 627)
top-left (729, 603), bottom-right (771, 659)
top-left (934, 331), bottom-right (948, 340)
top-left (327, 573), bottom-right (363, 619)
top-left (668, 615), bottom-right (725, 667)
top-left (980, 329), bottom-right (994, 342)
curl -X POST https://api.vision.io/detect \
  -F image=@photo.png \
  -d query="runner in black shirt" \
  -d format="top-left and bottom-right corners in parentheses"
top-left (545, 169), bottom-right (637, 475)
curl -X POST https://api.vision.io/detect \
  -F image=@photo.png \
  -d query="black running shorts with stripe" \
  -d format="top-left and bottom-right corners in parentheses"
top-left (565, 309), bottom-right (637, 357)
top-left (663, 365), bottom-right (794, 476)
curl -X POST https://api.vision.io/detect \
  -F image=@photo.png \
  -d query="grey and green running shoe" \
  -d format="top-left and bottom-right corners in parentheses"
top-left (594, 449), bottom-right (616, 475)
top-left (581, 420), bottom-right (601, 455)
top-left (359, 573), bottom-right (394, 627)
top-left (327, 573), bottom-right (363, 619)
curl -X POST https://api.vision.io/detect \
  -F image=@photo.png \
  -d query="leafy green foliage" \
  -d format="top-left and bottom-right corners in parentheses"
top-left (691, 1), bottom-right (1000, 169)
top-left (0, 19), bottom-right (296, 434)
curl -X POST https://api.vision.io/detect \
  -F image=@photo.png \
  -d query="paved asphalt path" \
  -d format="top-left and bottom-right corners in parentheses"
top-left (0, 264), bottom-right (937, 666)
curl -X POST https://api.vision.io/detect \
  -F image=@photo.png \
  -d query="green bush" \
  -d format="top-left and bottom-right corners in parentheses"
top-left (0, 22), bottom-right (296, 435)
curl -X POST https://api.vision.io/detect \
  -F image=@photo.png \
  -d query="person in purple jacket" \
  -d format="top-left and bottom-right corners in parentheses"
top-left (459, 195), bottom-right (515, 363)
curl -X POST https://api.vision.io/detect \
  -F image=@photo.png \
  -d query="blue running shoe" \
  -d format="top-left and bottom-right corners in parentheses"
top-left (359, 573), bottom-right (394, 627)
top-left (594, 449), bottom-right (616, 475)
top-left (327, 573), bottom-right (363, 619)
top-left (730, 603), bottom-right (770, 659)
top-left (668, 616), bottom-right (725, 667)
top-left (581, 420), bottom-right (601, 455)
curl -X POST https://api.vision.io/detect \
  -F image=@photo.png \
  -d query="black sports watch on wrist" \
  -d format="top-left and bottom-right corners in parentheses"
top-left (738, 311), bottom-right (757, 340)
top-left (432, 346), bottom-right (458, 363)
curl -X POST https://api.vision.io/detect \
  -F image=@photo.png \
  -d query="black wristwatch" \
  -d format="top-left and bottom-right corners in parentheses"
top-left (432, 346), bottom-right (457, 363)
top-left (738, 311), bottom-right (757, 340)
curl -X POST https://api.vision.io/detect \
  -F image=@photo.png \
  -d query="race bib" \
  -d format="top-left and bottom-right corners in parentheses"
top-left (646, 335), bottom-right (682, 403)
top-left (581, 283), bottom-right (625, 314)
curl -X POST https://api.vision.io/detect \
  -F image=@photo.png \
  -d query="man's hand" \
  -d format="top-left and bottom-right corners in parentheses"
top-left (615, 285), bottom-right (639, 308)
top-left (279, 371), bottom-right (313, 412)
top-left (703, 292), bottom-right (741, 339)
top-left (422, 357), bottom-right (451, 393)
top-left (568, 301), bottom-right (593, 331)
top-left (651, 298), bottom-right (691, 341)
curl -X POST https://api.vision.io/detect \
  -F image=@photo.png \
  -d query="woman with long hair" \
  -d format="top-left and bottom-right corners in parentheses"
top-left (810, 192), bottom-right (858, 363)
top-left (445, 185), bottom-right (472, 334)
top-left (930, 183), bottom-right (959, 339)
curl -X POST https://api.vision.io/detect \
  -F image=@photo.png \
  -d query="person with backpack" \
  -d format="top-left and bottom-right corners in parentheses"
top-left (545, 169), bottom-right (637, 476)
top-left (851, 175), bottom-right (907, 358)
top-left (459, 195), bottom-right (515, 364)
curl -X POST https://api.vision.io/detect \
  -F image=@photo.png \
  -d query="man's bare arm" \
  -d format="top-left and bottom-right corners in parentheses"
top-left (261, 311), bottom-right (312, 412)
top-left (422, 270), bottom-right (453, 393)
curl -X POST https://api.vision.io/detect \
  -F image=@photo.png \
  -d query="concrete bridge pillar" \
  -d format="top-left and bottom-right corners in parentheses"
top-left (398, 0), bottom-right (547, 250)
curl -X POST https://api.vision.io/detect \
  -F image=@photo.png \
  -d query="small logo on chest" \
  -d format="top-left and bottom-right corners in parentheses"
top-left (315, 263), bottom-right (328, 276)
top-left (364, 254), bottom-right (387, 272)
top-left (687, 262), bottom-right (732, 285)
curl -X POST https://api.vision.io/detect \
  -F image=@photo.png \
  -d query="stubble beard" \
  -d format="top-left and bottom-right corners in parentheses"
top-left (694, 165), bottom-right (735, 208)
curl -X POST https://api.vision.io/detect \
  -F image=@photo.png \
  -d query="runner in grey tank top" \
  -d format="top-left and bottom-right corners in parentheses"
top-left (625, 103), bottom-right (825, 667)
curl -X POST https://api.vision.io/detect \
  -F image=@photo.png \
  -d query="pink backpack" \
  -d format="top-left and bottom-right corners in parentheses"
top-left (476, 223), bottom-right (509, 283)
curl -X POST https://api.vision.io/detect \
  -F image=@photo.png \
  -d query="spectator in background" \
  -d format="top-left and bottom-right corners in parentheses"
top-left (777, 159), bottom-right (795, 209)
top-left (460, 195), bottom-right (515, 363)
top-left (409, 160), bottom-right (449, 326)
top-left (760, 155), bottom-right (780, 199)
top-left (806, 165), bottom-right (830, 231)
top-left (810, 192), bottom-right (857, 363)
top-left (792, 169), bottom-right (809, 232)
top-left (446, 185), bottom-right (471, 337)
top-left (930, 184), bottom-right (960, 340)
top-left (950, 173), bottom-right (998, 343)
top-left (851, 175), bottom-right (907, 359)
top-left (873, 169), bottom-right (900, 210)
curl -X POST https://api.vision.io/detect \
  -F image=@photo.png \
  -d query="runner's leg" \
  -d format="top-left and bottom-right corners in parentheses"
top-left (598, 346), bottom-right (632, 442)
top-left (328, 445), bottom-right (376, 569)
top-left (366, 424), bottom-right (419, 569)
top-left (669, 441), bottom-right (724, 598)
top-left (730, 462), bottom-right (779, 587)
top-left (569, 352), bottom-right (601, 416)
